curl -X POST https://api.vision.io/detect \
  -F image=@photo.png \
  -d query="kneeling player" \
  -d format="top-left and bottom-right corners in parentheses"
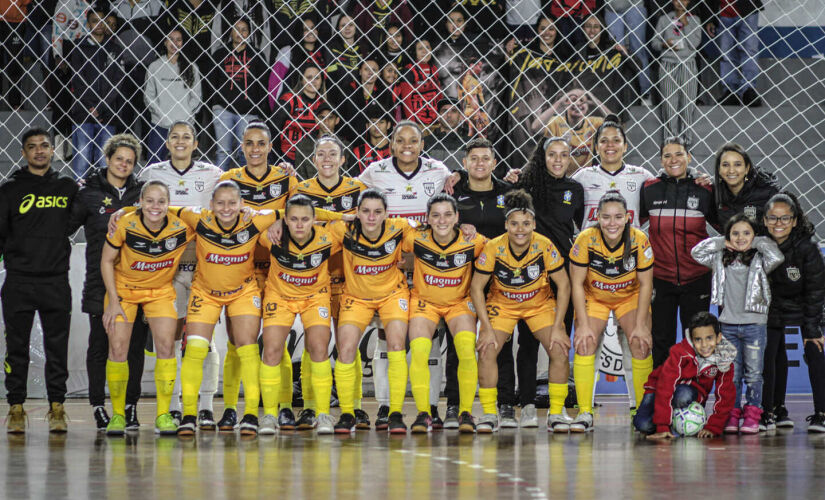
top-left (470, 190), bottom-right (571, 433)
top-left (402, 194), bottom-right (487, 433)
top-left (101, 181), bottom-right (195, 435)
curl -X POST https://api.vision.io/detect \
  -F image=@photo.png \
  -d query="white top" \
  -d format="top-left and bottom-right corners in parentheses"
top-left (138, 160), bottom-right (222, 208)
top-left (359, 157), bottom-right (451, 221)
top-left (571, 164), bottom-right (654, 229)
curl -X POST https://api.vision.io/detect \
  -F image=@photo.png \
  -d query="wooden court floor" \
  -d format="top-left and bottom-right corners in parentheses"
top-left (2, 396), bottom-right (824, 499)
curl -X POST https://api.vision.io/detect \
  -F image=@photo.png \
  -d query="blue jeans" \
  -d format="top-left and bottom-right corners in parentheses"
top-left (605, 6), bottom-right (652, 96)
top-left (633, 384), bottom-right (698, 434)
top-left (146, 124), bottom-right (169, 165)
top-left (213, 106), bottom-right (257, 171)
top-left (71, 123), bottom-right (114, 179)
top-left (718, 14), bottom-right (760, 95)
top-left (721, 323), bottom-right (766, 409)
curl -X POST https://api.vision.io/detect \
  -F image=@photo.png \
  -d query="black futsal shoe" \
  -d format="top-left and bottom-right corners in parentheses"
top-left (217, 408), bottom-right (238, 431)
top-left (388, 412), bottom-right (407, 434)
top-left (354, 409), bottom-right (371, 430)
top-left (198, 409), bottom-right (216, 430)
top-left (278, 408), bottom-right (297, 430)
top-left (431, 406), bottom-right (443, 430)
top-left (411, 412), bottom-right (432, 434)
top-left (177, 415), bottom-right (197, 436)
top-left (296, 408), bottom-right (317, 430)
top-left (375, 405), bottom-right (390, 430)
top-left (239, 414), bottom-right (259, 436)
top-left (334, 413), bottom-right (356, 434)
top-left (125, 404), bottom-right (139, 431)
top-left (458, 412), bottom-right (476, 434)
top-left (93, 406), bottom-right (110, 432)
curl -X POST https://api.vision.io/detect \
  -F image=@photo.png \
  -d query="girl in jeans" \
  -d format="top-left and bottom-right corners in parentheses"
top-left (691, 214), bottom-right (784, 434)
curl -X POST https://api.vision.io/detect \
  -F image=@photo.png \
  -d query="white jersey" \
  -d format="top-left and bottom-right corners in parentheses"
top-left (138, 160), bottom-right (223, 208)
top-left (572, 164), bottom-right (654, 229)
top-left (359, 157), bottom-right (451, 221)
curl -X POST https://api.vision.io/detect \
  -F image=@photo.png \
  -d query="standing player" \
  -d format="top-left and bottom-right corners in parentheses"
top-left (359, 120), bottom-right (458, 428)
top-left (138, 121), bottom-right (223, 429)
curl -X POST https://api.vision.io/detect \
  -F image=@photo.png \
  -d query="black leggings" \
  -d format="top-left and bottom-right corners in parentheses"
top-left (763, 325), bottom-right (825, 413)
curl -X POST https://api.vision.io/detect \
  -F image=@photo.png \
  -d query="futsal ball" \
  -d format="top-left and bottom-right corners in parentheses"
top-left (671, 402), bottom-right (706, 436)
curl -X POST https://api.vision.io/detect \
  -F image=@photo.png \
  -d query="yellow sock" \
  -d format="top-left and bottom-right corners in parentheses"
top-left (631, 356), bottom-right (653, 408)
top-left (573, 354), bottom-right (596, 414)
top-left (335, 360), bottom-right (357, 415)
top-left (237, 344), bottom-right (261, 417)
top-left (387, 350), bottom-right (408, 414)
top-left (478, 387), bottom-right (497, 415)
top-left (548, 383), bottom-right (568, 415)
top-left (300, 349), bottom-right (314, 411)
top-left (259, 362), bottom-right (281, 416)
top-left (453, 331), bottom-right (478, 414)
top-left (106, 360), bottom-right (129, 417)
top-left (180, 337), bottom-right (209, 416)
top-left (222, 341), bottom-right (241, 410)
top-left (310, 359), bottom-right (333, 415)
top-left (279, 343), bottom-right (293, 410)
top-left (409, 337), bottom-right (432, 414)
top-left (154, 358), bottom-right (178, 417)
top-left (354, 350), bottom-right (363, 410)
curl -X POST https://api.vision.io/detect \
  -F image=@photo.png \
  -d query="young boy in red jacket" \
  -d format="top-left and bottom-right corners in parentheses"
top-left (633, 311), bottom-right (737, 438)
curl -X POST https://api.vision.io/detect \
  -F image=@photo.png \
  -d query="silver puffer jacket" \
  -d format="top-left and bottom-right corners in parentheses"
top-left (691, 236), bottom-right (785, 314)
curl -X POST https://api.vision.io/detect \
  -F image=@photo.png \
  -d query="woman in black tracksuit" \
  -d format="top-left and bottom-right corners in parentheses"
top-left (713, 142), bottom-right (780, 230)
top-left (761, 192), bottom-right (825, 432)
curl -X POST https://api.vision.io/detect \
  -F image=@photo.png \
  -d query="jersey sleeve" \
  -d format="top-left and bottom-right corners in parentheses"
top-left (106, 219), bottom-right (127, 248)
top-left (544, 240), bottom-right (565, 274)
top-left (287, 175), bottom-right (299, 196)
top-left (569, 231), bottom-right (590, 267)
top-left (252, 211), bottom-right (279, 232)
top-left (636, 231), bottom-right (654, 271)
top-left (326, 220), bottom-right (346, 244)
top-left (475, 240), bottom-right (495, 274)
top-left (358, 165), bottom-right (375, 188)
top-left (173, 206), bottom-right (201, 228)
top-left (401, 228), bottom-right (417, 253)
top-left (473, 234), bottom-right (488, 257)
top-left (258, 226), bottom-right (274, 250)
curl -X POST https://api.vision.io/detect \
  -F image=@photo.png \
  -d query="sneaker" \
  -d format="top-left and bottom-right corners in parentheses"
top-left (259, 414), bottom-right (278, 435)
top-left (411, 412), bottom-right (432, 434)
top-left (431, 406), bottom-right (443, 430)
top-left (519, 404), bottom-right (538, 428)
top-left (499, 404), bottom-right (517, 428)
top-left (316, 413), bottom-right (335, 435)
top-left (177, 415), bottom-right (197, 436)
top-left (155, 413), bottom-right (179, 435)
top-left (375, 405), bottom-right (390, 430)
top-left (774, 406), bottom-right (794, 428)
top-left (388, 412), bottom-right (407, 434)
top-left (106, 414), bottom-right (127, 436)
top-left (569, 411), bottom-right (594, 433)
top-left (239, 414), bottom-right (259, 436)
top-left (477, 413), bottom-right (499, 434)
top-left (218, 408), bottom-right (238, 431)
top-left (93, 406), bottom-right (110, 432)
top-left (759, 412), bottom-right (776, 432)
top-left (6, 404), bottom-right (26, 434)
top-left (125, 404), bottom-right (139, 431)
top-left (806, 412), bottom-right (825, 433)
top-left (546, 413), bottom-right (571, 433)
top-left (334, 413), bottom-right (356, 434)
top-left (47, 402), bottom-right (68, 433)
top-left (458, 411), bottom-right (476, 434)
top-left (354, 409), bottom-right (371, 430)
top-left (296, 409), bottom-right (317, 430)
top-left (278, 408), bottom-right (296, 430)
top-left (444, 405), bottom-right (460, 430)
top-left (198, 409), bottom-right (216, 431)
top-left (724, 407), bottom-right (742, 434)
top-left (169, 410), bottom-right (182, 427)
top-left (740, 405), bottom-right (761, 434)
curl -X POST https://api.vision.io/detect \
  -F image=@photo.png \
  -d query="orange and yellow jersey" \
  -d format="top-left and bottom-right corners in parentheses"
top-left (402, 227), bottom-right (487, 306)
top-left (174, 207), bottom-right (278, 293)
top-left (105, 211), bottom-right (194, 289)
top-left (328, 217), bottom-right (418, 300)
top-left (475, 232), bottom-right (565, 308)
top-left (258, 225), bottom-right (342, 298)
top-left (569, 226), bottom-right (654, 302)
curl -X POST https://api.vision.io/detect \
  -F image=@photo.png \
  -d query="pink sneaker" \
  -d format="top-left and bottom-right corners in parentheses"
top-left (724, 407), bottom-right (742, 434)
top-left (740, 405), bottom-right (763, 434)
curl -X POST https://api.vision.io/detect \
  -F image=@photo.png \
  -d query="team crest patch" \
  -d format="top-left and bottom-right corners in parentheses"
top-left (744, 205), bottom-right (757, 219)
top-left (477, 252), bottom-right (487, 266)
top-left (165, 237), bottom-right (177, 250)
top-left (623, 255), bottom-right (636, 271)
top-left (527, 264), bottom-right (540, 280)
top-left (687, 196), bottom-right (699, 210)
top-left (787, 267), bottom-right (801, 281)
top-left (453, 253), bottom-right (467, 266)
top-left (319, 307), bottom-right (329, 319)
top-left (253, 296), bottom-right (261, 309)
top-left (563, 190), bottom-right (572, 205)
top-left (423, 182), bottom-right (435, 196)
top-left (626, 181), bottom-right (636, 192)
top-left (236, 230), bottom-right (249, 243)
top-left (195, 180), bottom-right (205, 192)
top-left (310, 253), bottom-right (323, 268)
top-left (496, 195), bottom-right (505, 207)
top-left (571, 244), bottom-right (580, 257)
top-left (341, 195), bottom-right (353, 210)
top-left (270, 183), bottom-right (282, 197)
top-left (399, 299), bottom-right (408, 311)
top-left (384, 240), bottom-right (396, 253)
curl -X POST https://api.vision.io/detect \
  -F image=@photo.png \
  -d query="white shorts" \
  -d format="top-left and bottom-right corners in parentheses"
top-left (173, 260), bottom-right (196, 319)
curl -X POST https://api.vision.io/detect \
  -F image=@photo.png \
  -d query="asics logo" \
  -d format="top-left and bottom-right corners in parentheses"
top-left (19, 194), bottom-right (68, 214)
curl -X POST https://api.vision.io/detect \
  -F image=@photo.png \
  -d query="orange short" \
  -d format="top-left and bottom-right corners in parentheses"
top-left (584, 294), bottom-right (639, 322)
top-left (262, 290), bottom-right (331, 329)
top-left (410, 294), bottom-right (476, 324)
top-left (338, 288), bottom-right (410, 332)
top-left (486, 299), bottom-right (557, 335)
top-left (106, 285), bottom-right (178, 323)
top-left (186, 279), bottom-right (262, 324)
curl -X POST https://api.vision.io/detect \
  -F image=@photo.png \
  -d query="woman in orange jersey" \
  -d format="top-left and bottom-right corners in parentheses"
top-left (175, 180), bottom-right (278, 437)
top-left (568, 191), bottom-right (654, 433)
top-left (256, 194), bottom-right (342, 435)
top-left (403, 193), bottom-right (486, 434)
top-left (470, 189), bottom-right (571, 434)
top-left (101, 180), bottom-right (195, 436)
top-left (327, 188), bottom-right (419, 434)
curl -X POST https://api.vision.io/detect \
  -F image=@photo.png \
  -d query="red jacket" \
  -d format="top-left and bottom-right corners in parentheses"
top-left (396, 62), bottom-right (442, 126)
top-left (644, 337), bottom-right (736, 435)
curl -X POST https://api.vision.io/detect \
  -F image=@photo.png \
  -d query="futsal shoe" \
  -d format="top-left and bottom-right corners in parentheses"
top-left (411, 412), bottom-right (432, 433)
top-left (169, 410), bottom-right (182, 427)
top-left (125, 404), bottom-right (139, 431)
top-left (724, 407), bottom-right (742, 434)
top-left (774, 406), bottom-right (794, 428)
top-left (519, 404), bottom-right (538, 428)
top-left (278, 408), bottom-right (296, 430)
top-left (458, 412), bottom-right (476, 434)
top-left (740, 405), bottom-right (762, 434)
top-left (443, 405), bottom-right (460, 430)
top-left (569, 411), bottom-right (593, 433)
top-left (296, 409), bottom-right (317, 430)
top-left (806, 413), bottom-right (825, 433)
top-left (546, 413), bottom-right (571, 433)
top-left (198, 409), bottom-right (216, 431)
top-left (93, 406), bottom-right (110, 432)
top-left (177, 415), bottom-right (197, 436)
top-left (354, 409), bottom-right (371, 430)
top-left (476, 413), bottom-right (499, 433)
top-left (316, 413), bottom-right (335, 435)
top-left (217, 408), bottom-right (238, 431)
top-left (334, 413), bottom-right (356, 434)
top-left (7, 405), bottom-right (26, 434)
top-left (259, 414), bottom-right (278, 435)
top-left (388, 412), bottom-right (407, 434)
top-left (431, 406), bottom-right (443, 430)
top-left (759, 412), bottom-right (776, 432)
top-left (498, 404), bottom-right (517, 428)
top-left (375, 405), bottom-right (390, 430)
top-left (239, 414), bottom-right (259, 436)
top-left (106, 414), bottom-right (127, 436)
top-left (47, 403), bottom-right (68, 433)
top-left (155, 413), bottom-right (179, 435)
